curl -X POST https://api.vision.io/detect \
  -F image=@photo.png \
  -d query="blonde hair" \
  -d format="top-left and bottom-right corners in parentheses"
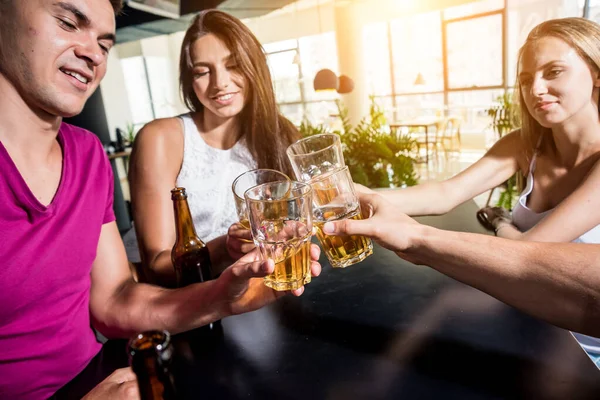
top-left (516, 17), bottom-right (600, 152)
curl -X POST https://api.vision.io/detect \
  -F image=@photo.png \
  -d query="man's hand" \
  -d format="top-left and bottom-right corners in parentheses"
top-left (82, 368), bottom-right (139, 400)
top-left (217, 245), bottom-right (321, 316)
top-left (322, 192), bottom-right (422, 254)
top-left (226, 222), bottom-right (255, 260)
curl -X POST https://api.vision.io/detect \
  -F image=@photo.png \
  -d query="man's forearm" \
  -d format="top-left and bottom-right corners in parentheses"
top-left (408, 227), bottom-right (600, 336)
top-left (95, 279), bottom-right (226, 339)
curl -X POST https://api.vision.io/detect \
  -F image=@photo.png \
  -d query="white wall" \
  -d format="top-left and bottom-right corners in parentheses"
top-left (100, 47), bottom-right (133, 141)
top-left (101, 30), bottom-right (188, 137)
top-left (140, 35), bottom-right (187, 116)
top-left (168, 31), bottom-right (188, 115)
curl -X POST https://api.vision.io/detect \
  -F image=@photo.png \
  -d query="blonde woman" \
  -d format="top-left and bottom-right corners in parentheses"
top-left (361, 17), bottom-right (600, 364)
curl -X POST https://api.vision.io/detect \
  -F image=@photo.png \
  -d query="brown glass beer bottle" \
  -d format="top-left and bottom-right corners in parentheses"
top-left (171, 187), bottom-right (222, 333)
top-left (128, 330), bottom-right (177, 400)
top-left (170, 187), bottom-right (212, 287)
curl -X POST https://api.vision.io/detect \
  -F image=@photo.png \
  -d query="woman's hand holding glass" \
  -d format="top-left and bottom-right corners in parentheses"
top-left (229, 169), bottom-right (291, 260)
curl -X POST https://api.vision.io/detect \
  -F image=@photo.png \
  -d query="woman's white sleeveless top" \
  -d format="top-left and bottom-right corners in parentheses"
top-left (176, 113), bottom-right (256, 242)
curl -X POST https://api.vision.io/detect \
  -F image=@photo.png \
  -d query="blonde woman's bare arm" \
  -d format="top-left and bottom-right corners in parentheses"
top-left (379, 131), bottom-right (523, 216)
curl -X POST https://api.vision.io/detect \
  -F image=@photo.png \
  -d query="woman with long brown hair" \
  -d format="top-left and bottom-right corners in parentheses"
top-left (128, 10), bottom-right (299, 284)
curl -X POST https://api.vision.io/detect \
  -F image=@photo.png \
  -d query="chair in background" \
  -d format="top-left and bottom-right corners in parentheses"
top-left (412, 124), bottom-right (439, 162)
top-left (437, 116), bottom-right (462, 155)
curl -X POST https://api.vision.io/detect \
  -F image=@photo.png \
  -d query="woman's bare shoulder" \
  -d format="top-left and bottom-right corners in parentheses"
top-left (130, 117), bottom-right (185, 171)
top-left (135, 117), bottom-right (184, 143)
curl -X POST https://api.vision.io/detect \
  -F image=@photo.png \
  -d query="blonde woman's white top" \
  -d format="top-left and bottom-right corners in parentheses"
top-left (511, 151), bottom-right (600, 361)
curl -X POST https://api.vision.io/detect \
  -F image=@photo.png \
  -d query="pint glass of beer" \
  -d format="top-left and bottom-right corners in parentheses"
top-left (232, 169), bottom-right (290, 230)
top-left (311, 166), bottom-right (373, 268)
top-left (286, 134), bottom-right (344, 182)
top-left (244, 181), bottom-right (313, 291)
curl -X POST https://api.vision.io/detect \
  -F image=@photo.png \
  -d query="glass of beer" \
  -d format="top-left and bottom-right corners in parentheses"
top-left (310, 166), bottom-right (373, 268)
top-left (286, 134), bottom-right (345, 182)
top-left (244, 181), bottom-right (313, 291)
top-left (232, 169), bottom-right (290, 230)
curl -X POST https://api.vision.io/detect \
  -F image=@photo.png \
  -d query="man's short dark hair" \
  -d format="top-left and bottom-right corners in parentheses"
top-left (110, 0), bottom-right (123, 15)
top-left (0, 0), bottom-right (123, 15)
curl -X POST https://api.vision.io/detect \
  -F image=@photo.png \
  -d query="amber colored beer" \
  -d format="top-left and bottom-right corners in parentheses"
top-left (239, 218), bottom-right (251, 230)
top-left (245, 181), bottom-right (313, 291)
top-left (313, 205), bottom-right (373, 268)
top-left (259, 233), bottom-right (312, 291)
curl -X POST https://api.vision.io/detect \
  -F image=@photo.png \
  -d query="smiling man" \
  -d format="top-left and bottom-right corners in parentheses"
top-left (0, 1), bottom-right (321, 399)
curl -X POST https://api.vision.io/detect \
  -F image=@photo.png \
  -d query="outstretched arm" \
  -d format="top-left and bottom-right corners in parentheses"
top-left (324, 193), bottom-right (600, 336)
top-left (377, 131), bottom-right (522, 216)
top-left (89, 222), bottom-right (322, 338)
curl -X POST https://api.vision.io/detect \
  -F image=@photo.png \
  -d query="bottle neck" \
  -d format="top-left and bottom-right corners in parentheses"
top-left (172, 196), bottom-right (201, 243)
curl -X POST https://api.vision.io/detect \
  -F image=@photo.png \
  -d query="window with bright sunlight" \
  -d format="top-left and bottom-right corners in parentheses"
top-left (267, 50), bottom-right (302, 104)
top-left (265, 32), bottom-right (340, 125)
top-left (390, 11), bottom-right (444, 95)
top-left (145, 56), bottom-right (179, 119)
top-left (363, 22), bottom-right (392, 97)
top-left (121, 56), bottom-right (179, 129)
top-left (121, 57), bottom-right (154, 129)
top-left (445, 13), bottom-right (503, 89)
top-left (298, 32), bottom-right (340, 102)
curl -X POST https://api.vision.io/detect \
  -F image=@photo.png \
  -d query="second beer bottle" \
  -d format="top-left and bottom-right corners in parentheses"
top-left (128, 330), bottom-right (177, 400)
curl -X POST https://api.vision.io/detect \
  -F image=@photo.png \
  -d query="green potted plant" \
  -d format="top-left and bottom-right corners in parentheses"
top-left (124, 122), bottom-right (136, 149)
top-left (298, 97), bottom-right (418, 189)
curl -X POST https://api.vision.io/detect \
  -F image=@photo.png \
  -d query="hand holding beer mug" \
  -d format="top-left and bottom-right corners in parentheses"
top-left (286, 133), bottom-right (344, 182)
top-left (244, 181), bottom-right (313, 291)
top-left (232, 169), bottom-right (290, 230)
top-left (311, 167), bottom-right (373, 268)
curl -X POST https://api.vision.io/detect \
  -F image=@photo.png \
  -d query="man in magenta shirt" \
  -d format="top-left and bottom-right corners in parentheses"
top-left (0, 1), bottom-right (321, 398)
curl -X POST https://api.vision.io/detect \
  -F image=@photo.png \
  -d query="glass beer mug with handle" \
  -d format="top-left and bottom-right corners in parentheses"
top-left (311, 166), bottom-right (373, 268)
top-left (232, 169), bottom-right (290, 230)
top-left (244, 180), bottom-right (313, 291)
